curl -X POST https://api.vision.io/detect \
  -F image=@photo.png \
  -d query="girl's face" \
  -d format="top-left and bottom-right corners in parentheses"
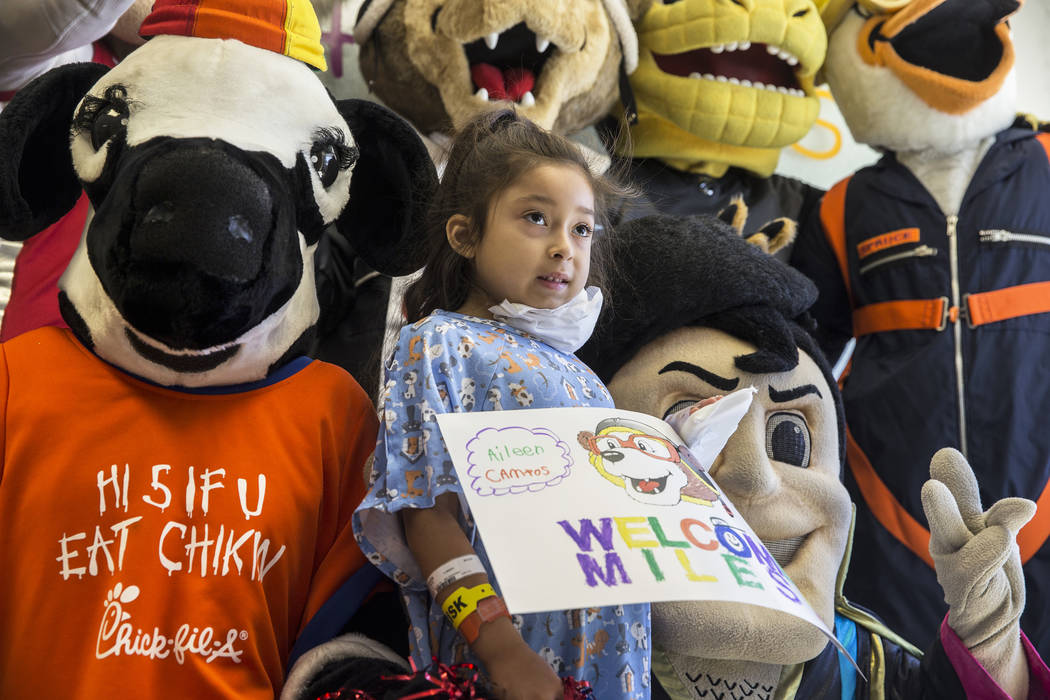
top-left (450, 163), bottom-right (596, 317)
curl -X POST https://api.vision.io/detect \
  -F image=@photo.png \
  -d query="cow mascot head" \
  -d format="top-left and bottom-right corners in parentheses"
top-left (0, 0), bottom-right (436, 388)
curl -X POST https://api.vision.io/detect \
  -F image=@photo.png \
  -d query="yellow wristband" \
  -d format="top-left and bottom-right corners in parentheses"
top-left (441, 583), bottom-right (497, 630)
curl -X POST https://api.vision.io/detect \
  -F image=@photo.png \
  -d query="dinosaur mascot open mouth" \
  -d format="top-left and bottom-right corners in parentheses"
top-left (628, 0), bottom-right (826, 164)
top-left (853, 0), bottom-right (1020, 113)
top-left (464, 21), bottom-right (553, 105)
top-left (352, 0), bottom-right (637, 134)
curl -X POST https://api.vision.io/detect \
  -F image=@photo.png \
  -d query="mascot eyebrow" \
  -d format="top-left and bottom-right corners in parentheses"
top-left (768, 384), bottom-right (822, 402)
top-left (658, 361), bottom-right (739, 392)
top-left (657, 362), bottom-right (823, 402)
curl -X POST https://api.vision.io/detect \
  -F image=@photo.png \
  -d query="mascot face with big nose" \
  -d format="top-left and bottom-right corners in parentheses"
top-left (579, 214), bottom-right (852, 665)
top-left (607, 325), bottom-right (851, 662)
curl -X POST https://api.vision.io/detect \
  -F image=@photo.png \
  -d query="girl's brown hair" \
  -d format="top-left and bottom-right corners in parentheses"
top-left (403, 110), bottom-right (631, 323)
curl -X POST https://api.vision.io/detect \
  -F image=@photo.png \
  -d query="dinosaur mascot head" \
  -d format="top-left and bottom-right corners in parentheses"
top-left (617, 0), bottom-right (827, 178)
top-left (817, 0), bottom-right (1021, 152)
top-left (0, 0), bottom-right (436, 388)
top-left (348, 0), bottom-right (640, 135)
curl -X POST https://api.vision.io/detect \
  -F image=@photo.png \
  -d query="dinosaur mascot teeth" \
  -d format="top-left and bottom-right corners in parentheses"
top-left (609, 0), bottom-right (827, 239)
top-left (577, 213), bottom-right (1050, 700)
top-left (0, 0), bottom-right (436, 695)
top-left (792, 0), bottom-right (1050, 659)
top-left (344, 0), bottom-right (639, 136)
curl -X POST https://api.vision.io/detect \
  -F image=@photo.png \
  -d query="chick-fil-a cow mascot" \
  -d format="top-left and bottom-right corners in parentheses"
top-left (0, 0), bottom-right (436, 697)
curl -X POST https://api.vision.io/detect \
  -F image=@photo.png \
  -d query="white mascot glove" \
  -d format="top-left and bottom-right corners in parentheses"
top-left (921, 447), bottom-right (1035, 699)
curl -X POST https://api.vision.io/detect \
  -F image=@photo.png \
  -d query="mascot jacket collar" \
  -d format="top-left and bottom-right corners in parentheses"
top-left (863, 127), bottom-right (1039, 206)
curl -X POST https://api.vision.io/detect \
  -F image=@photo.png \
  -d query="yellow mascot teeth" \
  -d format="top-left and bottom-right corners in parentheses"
top-left (628, 0), bottom-right (826, 156)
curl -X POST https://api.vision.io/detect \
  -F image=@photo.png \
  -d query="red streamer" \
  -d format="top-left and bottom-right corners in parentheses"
top-left (316, 659), bottom-right (595, 700)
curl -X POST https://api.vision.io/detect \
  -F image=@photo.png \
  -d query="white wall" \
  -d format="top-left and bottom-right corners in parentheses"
top-left (1013, 0), bottom-right (1050, 119)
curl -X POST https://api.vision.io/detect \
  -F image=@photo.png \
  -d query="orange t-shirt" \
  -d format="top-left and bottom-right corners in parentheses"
top-left (0, 327), bottom-right (377, 699)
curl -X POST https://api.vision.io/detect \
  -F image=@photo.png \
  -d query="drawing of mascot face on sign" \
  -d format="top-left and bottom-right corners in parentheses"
top-left (578, 417), bottom-right (722, 507)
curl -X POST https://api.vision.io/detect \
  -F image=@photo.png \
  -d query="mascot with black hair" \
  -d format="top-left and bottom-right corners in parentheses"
top-left (577, 215), bottom-right (1050, 699)
top-left (0, 0), bottom-right (436, 696)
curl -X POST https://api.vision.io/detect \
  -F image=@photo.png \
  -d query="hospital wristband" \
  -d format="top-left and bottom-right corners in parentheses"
top-left (426, 554), bottom-right (487, 598)
top-left (441, 583), bottom-right (497, 630)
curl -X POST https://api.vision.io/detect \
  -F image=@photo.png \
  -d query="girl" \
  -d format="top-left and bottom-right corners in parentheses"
top-left (353, 112), bottom-right (648, 700)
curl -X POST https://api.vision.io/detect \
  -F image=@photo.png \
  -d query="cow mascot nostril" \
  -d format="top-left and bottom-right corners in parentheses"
top-left (0, 0), bottom-right (437, 697)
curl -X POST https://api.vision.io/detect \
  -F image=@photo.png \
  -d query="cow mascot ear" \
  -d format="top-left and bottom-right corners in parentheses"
top-left (334, 98), bottom-right (437, 276)
top-left (0, 62), bottom-right (109, 240)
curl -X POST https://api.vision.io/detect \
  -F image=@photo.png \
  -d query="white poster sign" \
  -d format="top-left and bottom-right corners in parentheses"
top-left (436, 395), bottom-right (843, 654)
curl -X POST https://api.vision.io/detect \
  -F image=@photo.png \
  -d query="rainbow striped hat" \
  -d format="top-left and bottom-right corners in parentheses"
top-left (140, 0), bottom-right (327, 71)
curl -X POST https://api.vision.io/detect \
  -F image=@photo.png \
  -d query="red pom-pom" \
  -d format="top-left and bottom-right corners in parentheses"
top-left (562, 676), bottom-right (594, 700)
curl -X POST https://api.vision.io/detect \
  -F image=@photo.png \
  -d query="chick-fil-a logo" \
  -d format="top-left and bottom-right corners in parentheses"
top-left (95, 582), bottom-right (246, 664)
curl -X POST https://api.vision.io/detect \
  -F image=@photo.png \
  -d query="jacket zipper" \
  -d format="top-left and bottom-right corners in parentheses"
top-left (947, 215), bottom-right (967, 458)
top-left (858, 245), bottom-right (938, 275)
top-left (979, 229), bottom-right (1050, 247)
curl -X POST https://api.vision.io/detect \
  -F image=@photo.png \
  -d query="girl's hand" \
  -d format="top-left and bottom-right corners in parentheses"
top-left (487, 644), bottom-right (563, 700)
top-left (404, 499), bottom-right (560, 698)
top-left (473, 618), bottom-right (562, 700)
top-left (689, 395), bottom-right (724, 414)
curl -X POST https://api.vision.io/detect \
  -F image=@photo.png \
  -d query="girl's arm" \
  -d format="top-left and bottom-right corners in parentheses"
top-left (402, 493), bottom-right (563, 700)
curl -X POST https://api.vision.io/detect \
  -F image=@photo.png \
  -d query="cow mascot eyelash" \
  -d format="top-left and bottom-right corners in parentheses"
top-left (0, 0), bottom-right (436, 697)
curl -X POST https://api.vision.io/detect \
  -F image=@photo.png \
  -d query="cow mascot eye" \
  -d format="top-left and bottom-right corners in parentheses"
top-left (73, 85), bottom-right (132, 151)
top-left (310, 128), bottom-right (360, 188)
top-left (765, 412), bottom-right (811, 467)
top-left (92, 105), bottom-right (128, 150)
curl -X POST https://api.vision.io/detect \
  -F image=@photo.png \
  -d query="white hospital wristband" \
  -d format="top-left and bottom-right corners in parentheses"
top-left (426, 554), bottom-right (486, 598)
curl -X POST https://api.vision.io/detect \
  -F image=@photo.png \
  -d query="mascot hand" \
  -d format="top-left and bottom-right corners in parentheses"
top-left (921, 447), bottom-right (1034, 698)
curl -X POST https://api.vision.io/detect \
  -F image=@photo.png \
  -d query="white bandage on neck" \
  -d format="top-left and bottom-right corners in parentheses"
top-left (426, 554), bottom-right (487, 598)
top-left (488, 286), bottom-right (603, 354)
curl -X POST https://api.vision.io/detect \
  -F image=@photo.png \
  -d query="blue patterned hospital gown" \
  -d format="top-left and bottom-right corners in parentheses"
top-left (353, 310), bottom-right (650, 699)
